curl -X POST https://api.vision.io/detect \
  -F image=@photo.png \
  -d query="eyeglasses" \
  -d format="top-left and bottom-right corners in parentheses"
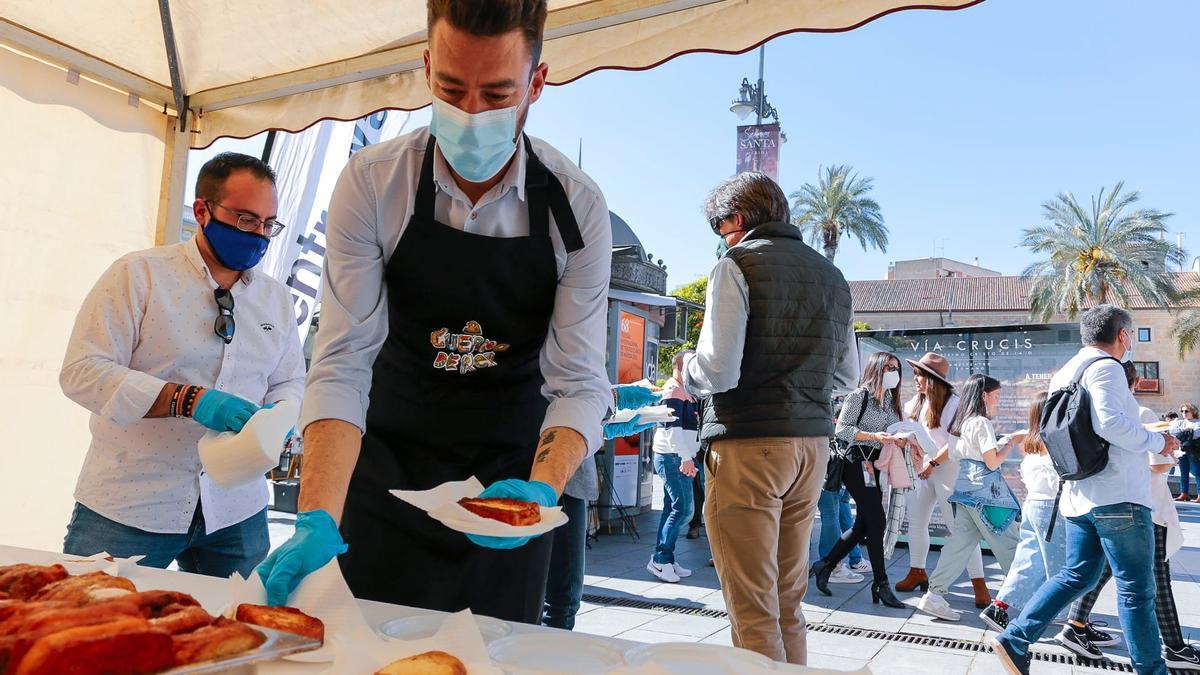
top-left (206, 201), bottom-right (285, 238)
top-left (214, 288), bottom-right (235, 345)
top-left (709, 215), bottom-right (729, 235)
top-left (884, 365), bottom-right (900, 372)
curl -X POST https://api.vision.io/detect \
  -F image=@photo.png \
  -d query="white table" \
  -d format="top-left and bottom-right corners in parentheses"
top-left (0, 545), bottom-right (836, 674)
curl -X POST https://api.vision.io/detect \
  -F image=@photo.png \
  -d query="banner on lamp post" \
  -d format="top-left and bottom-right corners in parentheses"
top-left (265, 111), bottom-right (409, 342)
top-left (735, 123), bottom-right (780, 180)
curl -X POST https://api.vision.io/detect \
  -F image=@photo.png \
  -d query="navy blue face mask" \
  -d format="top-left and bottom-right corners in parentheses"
top-left (204, 216), bottom-right (269, 271)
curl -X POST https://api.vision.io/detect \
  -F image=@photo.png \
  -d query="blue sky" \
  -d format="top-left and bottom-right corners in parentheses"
top-left (189, 0), bottom-right (1200, 288)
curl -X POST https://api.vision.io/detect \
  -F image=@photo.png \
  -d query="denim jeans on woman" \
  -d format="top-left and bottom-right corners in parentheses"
top-left (999, 503), bottom-right (1165, 675)
top-left (1179, 451), bottom-right (1200, 493)
top-left (542, 494), bottom-right (588, 629)
top-left (817, 487), bottom-right (862, 565)
top-left (653, 453), bottom-right (694, 564)
top-left (995, 499), bottom-right (1066, 619)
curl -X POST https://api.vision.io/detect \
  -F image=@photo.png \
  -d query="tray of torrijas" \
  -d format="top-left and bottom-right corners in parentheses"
top-left (0, 561), bottom-right (322, 674)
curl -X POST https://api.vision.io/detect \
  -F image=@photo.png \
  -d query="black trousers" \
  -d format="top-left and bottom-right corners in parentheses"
top-left (690, 447), bottom-right (707, 529)
top-left (824, 458), bottom-right (887, 582)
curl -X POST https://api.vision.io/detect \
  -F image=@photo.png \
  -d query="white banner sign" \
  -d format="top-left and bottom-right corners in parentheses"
top-left (265, 111), bottom-right (409, 343)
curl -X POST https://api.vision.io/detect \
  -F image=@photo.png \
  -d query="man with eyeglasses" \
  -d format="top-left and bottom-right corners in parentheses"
top-left (682, 172), bottom-right (858, 665)
top-left (58, 152), bottom-right (305, 578)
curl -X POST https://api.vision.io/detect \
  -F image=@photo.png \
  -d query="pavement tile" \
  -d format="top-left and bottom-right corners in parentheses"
top-left (869, 643), bottom-right (974, 673)
top-left (635, 613), bottom-right (730, 638)
top-left (697, 626), bottom-right (733, 646)
top-left (802, 652), bottom-right (872, 672)
top-left (614, 628), bottom-right (694, 645)
top-left (571, 607), bottom-right (661, 637)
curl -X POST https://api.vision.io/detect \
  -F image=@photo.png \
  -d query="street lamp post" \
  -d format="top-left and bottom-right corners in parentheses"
top-left (729, 46), bottom-right (784, 173)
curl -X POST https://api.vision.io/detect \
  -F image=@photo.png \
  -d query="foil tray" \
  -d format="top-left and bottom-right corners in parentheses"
top-left (165, 626), bottom-right (322, 674)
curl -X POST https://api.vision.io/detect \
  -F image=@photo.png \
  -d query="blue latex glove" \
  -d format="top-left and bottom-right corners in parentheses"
top-left (256, 509), bottom-right (347, 606)
top-left (613, 383), bottom-right (660, 410)
top-left (466, 479), bottom-right (558, 550)
top-left (192, 390), bottom-right (260, 433)
top-left (603, 414), bottom-right (658, 440)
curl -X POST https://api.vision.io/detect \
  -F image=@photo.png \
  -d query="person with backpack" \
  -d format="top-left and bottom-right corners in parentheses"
top-left (991, 305), bottom-right (1180, 675)
top-left (916, 374), bottom-right (1024, 621)
top-left (978, 392), bottom-right (1067, 631)
top-left (1052, 362), bottom-right (1198, 670)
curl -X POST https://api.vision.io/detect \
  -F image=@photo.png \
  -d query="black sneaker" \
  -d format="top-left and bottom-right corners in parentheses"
top-left (1083, 621), bottom-right (1121, 647)
top-left (990, 636), bottom-right (1031, 675)
top-left (1056, 625), bottom-right (1104, 660)
top-left (980, 603), bottom-right (1010, 632)
top-left (1165, 644), bottom-right (1200, 670)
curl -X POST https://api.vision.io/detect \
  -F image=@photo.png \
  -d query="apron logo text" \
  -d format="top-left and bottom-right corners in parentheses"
top-left (430, 321), bottom-right (509, 374)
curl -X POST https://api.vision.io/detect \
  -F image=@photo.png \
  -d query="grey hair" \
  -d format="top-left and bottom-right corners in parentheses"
top-left (673, 349), bottom-right (694, 371)
top-left (703, 172), bottom-right (790, 229)
top-left (1079, 304), bottom-right (1132, 346)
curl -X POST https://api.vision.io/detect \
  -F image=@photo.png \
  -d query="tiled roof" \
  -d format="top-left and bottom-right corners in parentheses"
top-left (849, 273), bottom-right (1200, 313)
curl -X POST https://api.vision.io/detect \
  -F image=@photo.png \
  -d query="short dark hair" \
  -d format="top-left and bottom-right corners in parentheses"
top-left (195, 152), bottom-right (276, 202)
top-left (703, 172), bottom-right (791, 230)
top-left (1079, 304), bottom-right (1132, 346)
top-left (1121, 360), bottom-right (1138, 388)
top-left (427, 0), bottom-right (547, 68)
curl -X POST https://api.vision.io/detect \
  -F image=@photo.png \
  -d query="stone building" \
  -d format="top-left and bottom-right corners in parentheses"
top-left (850, 273), bottom-right (1200, 413)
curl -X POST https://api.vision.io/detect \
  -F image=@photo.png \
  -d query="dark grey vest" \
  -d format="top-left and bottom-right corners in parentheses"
top-left (700, 222), bottom-right (853, 441)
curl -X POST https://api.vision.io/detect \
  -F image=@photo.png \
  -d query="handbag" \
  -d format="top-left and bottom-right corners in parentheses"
top-left (823, 389), bottom-right (870, 491)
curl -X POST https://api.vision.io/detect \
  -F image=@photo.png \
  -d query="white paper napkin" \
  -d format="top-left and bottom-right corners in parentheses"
top-left (225, 562), bottom-right (499, 673)
top-left (59, 551), bottom-right (145, 577)
top-left (610, 405), bottom-right (677, 425)
top-left (391, 477), bottom-right (567, 537)
top-left (198, 400), bottom-right (299, 488)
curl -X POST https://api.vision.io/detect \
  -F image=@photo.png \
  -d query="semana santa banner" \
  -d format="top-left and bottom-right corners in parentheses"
top-left (265, 111), bottom-right (410, 341)
top-left (735, 122), bottom-right (780, 180)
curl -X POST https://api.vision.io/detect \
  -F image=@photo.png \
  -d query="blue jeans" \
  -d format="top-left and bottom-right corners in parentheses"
top-left (1000, 503), bottom-right (1164, 675)
top-left (653, 453), bottom-right (693, 564)
top-left (63, 502), bottom-right (269, 579)
top-left (817, 487), bottom-right (861, 565)
top-left (1179, 452), bottom-right (1200, 493)
top-left (995, 499), bottom-right (1067, 618)
top-left (542, 494), bottom-right (587, 630)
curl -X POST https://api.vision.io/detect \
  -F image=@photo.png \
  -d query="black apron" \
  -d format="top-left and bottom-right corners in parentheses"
top-left (338, 136), bottom-right (584, 623)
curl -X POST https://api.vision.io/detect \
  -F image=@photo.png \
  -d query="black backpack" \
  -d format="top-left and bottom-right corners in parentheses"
top-left (1038, 355), bottom-right (1119, 540)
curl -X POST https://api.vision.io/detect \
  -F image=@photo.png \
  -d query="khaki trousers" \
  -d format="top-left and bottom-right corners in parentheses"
top-left (704, 436), bottom-right (828, 665)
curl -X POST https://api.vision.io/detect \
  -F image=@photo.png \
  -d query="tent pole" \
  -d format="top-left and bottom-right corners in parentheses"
top-left (157, 0), bottom-right (188, 132)
top-left (156, 117), bottom-right (189, 246)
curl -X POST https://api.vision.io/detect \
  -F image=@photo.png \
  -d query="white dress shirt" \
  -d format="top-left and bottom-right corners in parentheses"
top-left (682, 256), bottom-right (859, 397)
top-left (1048, 347), bottom-right (1165, 518)
top-left (300, 127), bottom-right (612, 454)
top-left (60, 237), bottom-right (306, 534)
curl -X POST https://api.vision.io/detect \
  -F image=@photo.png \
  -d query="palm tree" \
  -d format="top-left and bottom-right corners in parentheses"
top-left (790, 165), bottom-right (887, 261)
top-left (1172, 291), bottom-right (1200, 357)
top-left (1021, 182), bottom-right (1183, 322)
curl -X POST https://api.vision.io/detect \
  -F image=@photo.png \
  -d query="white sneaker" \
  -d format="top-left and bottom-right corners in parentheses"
top-left (849, 560), bottom-right (872, 574)
top-left (647, 559), bottom-right (681, 583)
top-left (671, 563), bottom-right (692, 578)
top-left (918, 592), bottom-right (962, 621)
top-left (828, 564), bottom-right (865, 584)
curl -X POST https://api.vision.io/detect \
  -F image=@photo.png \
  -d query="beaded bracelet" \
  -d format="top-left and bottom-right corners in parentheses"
top-left (181, 385), bottom-right (202, 418)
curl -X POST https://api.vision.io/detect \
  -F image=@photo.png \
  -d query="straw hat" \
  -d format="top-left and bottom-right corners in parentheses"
top-left (905, 352), bottom-right (954, 389)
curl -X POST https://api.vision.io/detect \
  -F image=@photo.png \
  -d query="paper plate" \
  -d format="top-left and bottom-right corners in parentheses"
top-left (379, 613), bottom-right (511, 644)
top-left (429, 503), bottom-right (568, 538)
top-left (625, 642), bottom-right (776, 673)
top-left (488, 633), bottom-right (626, 673)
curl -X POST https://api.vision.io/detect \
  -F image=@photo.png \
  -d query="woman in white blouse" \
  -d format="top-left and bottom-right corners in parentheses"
top-left (896, 353), bottom-right (988, 608)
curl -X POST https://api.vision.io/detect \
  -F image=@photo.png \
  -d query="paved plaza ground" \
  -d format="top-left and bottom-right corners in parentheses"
top-left (266, 478), bottom-right (1200, 673)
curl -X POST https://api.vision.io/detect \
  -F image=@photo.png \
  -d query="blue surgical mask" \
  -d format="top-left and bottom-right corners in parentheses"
top-left (429, 80), bottom-right (533, 183)
top-left (716, 239), bottom-right (729, 259)
top-left (1123, 329), bottom-right (1134, 362)
top-left (203, 217), bottom-right (269, 271)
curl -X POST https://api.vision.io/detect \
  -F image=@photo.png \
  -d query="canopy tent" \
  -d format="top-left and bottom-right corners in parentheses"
top-left (0, 0), bottom-right (981, 550)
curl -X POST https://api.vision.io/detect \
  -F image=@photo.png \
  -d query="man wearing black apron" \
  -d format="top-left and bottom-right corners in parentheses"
top-left (257, 0), bottom-right (613, 623)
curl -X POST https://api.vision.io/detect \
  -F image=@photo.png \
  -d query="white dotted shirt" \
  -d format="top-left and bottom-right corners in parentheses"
top-left (60, 237), bottom-right (306, 534)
